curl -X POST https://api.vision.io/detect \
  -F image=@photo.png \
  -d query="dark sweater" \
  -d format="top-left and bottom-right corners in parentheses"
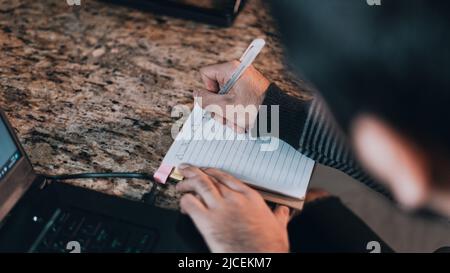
top-left (260, 83), bottom-right (390, 197)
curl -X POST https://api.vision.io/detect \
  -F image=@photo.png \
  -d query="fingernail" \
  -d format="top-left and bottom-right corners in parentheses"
top-left (178, 163), bottom-right (190, 170)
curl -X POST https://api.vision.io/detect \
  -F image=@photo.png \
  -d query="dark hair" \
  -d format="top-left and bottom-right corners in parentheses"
top-left (270, 0), bottom-right (450, 161)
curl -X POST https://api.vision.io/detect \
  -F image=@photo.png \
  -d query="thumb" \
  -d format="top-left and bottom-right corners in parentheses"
top-left (274, 205), bottom-right (291, 227)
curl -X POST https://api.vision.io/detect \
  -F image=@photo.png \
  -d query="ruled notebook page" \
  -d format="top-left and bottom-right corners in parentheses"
top-left (162, 105), bottom-right (315, 199)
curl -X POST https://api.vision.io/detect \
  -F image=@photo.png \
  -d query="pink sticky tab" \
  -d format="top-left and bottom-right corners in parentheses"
top-left (154, 164), bottom-right (173, 184)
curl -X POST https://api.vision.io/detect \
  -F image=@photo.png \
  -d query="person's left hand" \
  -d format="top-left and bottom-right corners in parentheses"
top-left (176, 164), bottom-right (290, 253)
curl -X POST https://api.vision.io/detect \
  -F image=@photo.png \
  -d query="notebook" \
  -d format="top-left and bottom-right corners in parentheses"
top-left (154, 104), bottom-right (315, 209)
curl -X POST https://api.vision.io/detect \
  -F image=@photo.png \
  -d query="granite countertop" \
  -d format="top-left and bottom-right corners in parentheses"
top-left (0, 0), bottom-right (310, 209)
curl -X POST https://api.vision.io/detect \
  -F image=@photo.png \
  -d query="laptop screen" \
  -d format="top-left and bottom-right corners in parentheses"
top-left (0, 117), bottom-right (21, 181)
top-left (169, 0), bottom-right (241, 12)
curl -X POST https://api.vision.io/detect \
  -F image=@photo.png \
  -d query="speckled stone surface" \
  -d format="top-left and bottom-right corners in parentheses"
top-left (0, 0), bottom-right (310, 209)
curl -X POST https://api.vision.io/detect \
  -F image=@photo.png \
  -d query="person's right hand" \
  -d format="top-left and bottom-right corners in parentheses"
top-left (194, 61), bottom-right (271, 132)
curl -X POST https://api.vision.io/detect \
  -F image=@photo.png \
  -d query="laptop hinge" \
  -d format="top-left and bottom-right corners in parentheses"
top-left (36, 175), bottom-right (53, 191)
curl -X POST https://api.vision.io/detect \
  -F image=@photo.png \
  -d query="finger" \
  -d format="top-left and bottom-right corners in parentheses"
top-left (180, 194), bottom-right (214, 240)
top-left (199, 62), bottom-right (238, 91)
top-left (180, 193), bottom-right (208, 219)
top-left (224, 118), bottom-right (246, 134)
top-left (210, 176), bottom-right (233, 196)
top-left (203, 168), bottom-right (251, 193)
top-left (198, 168), bottom-right (234, 197)
top-left (194, 90), bottom-right (246, 132)
top-left (209, 105), bottom-right (245, 132)
top-left (212, 113), bottom-right (226, 125)
top-left (177, 164), bottom-right (206, 179)
top-left (216, 182), bottom-right (233, 196)
top-left (177, 164), bottom-right (223, 204)
top-left (180, 191), bottom-right (202, 214)
top-left (200, 69), bottom-right (220, 92)
top-left (274, 205), bottom-right (291, 227)
top-left (305, 188), bottom-right (331, 203)
top-left (176, 177), bottom-right (223, 207)
top-left (194, 89), bottom-right (231, 112)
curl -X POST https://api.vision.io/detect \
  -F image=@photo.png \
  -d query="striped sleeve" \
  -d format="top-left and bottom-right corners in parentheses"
top-left (261, 84), bottom-right (391, 197)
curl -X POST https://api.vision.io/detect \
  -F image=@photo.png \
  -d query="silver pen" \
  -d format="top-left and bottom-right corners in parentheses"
top-left (218, 38), bottom-right (266, 95)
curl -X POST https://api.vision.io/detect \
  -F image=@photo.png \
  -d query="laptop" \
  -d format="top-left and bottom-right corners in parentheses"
top-left (103, 0), bottom-right (245, 26)
top-left (0, 108), bottom-right (205, 253)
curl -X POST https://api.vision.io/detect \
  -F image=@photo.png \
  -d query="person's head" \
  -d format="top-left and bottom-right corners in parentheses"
top-left (271, 0), bottom-right (450, 215)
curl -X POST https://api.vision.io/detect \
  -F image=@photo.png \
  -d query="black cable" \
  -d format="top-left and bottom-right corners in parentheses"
top-left (41, 172), bottom-right (159, 205)
top-left (42, 172), bottom-right (154, 181)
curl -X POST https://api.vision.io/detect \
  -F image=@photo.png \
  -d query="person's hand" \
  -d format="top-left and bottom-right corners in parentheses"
top-left (304, 188), bottom-right (331, 203)
top-left (195, 61), bottom-right (271, 132)
top-left (176, 164), bottom-right (290, 253)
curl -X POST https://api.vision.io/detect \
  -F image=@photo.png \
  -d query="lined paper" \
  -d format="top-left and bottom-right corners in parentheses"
top-left (161, 105), bottom-right (315, 199)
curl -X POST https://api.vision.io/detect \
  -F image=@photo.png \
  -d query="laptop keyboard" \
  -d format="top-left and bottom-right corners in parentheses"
top-left (29, 208), bottom-right (158, 253)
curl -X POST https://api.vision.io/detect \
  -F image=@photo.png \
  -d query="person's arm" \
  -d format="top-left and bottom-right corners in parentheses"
top-left (260, 84), bottom-right (390, 196)
top-left (257, 83), bottom-right (311, 148)
top-left (261, 84), bottom-right (351, 166)
top-left (258, 83), bottom-right (313, 149)
top-left (195, 62), bottom-right (388, 195)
